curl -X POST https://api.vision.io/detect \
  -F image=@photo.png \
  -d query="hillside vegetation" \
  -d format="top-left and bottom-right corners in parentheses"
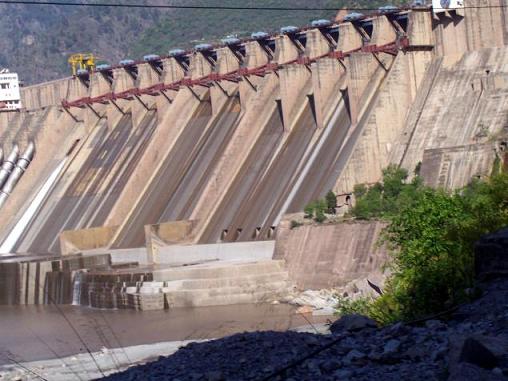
top-left (1, 0), bottom-right (405, 84)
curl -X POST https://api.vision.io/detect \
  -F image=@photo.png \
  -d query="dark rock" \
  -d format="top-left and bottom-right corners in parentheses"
top-left (387, 322), bottom-right (409, 336)
top-left (431, 344), bottom-right (448, 362)
top-left (383, 339), bottom-right (401, 354)
top-left (206, 370), bottom-right (224, 381)
top-left (448, 363), bottom-right (506, 381)
top-left (329, 314), bottom-right (377, 334)
top-left (425, 319), bottom-right (447, 331)
top-left (343, 349), bottom-right (366, 365)
top-left (475, 227), bottom-right (508, 278)
top-left (407, 344), bottom-right (426, 361)
top-left (319, 359), bottom-right (341, 373)
top-left (333, 369), bottom-right (353, 379)
top-left (458, 337), bottom-right (499, 369)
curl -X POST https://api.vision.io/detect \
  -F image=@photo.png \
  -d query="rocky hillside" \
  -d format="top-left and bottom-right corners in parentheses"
top-left (0, 0), bottom-right (404, 84)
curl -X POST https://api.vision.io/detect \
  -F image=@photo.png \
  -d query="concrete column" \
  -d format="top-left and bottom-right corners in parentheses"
top-left (239, 41), bottom-right (270, 111)
top-left (130, 63), bottom-right (160, 127)
top-left (304, 29), bottom-right (332, 59)
top-left (311, 58), bottom-right (345, 128)
top-left (137, 62), bottom-right (161, 88)
top-left (346, 53), bottom-right (377, 124)
top-left (432, 11), bottom-right (468, 57)
top-left (337, 23), bottom-right (363, 52)
top-left (217, 47), bottom-right (240, 74)
top-left (161, 57), bottom-right (186, 83)
top-left (334, 51), bottom-right (402, 194)
top-left (89, 72), bottom-right (112, 97)
top-left (370, 16), bottom-right (397, 46)
top-left (305, 28), bottom-right (341, 128)
top-left (274, 35), bottom-right (300, 64)
top-left (108, 67), bottom-right (137, 126)
top-left (278, 64), bottom-right (311, 131)
top-left (112, 68), bottom-right (136, 93)
top-left (244, 41), bottom-right (270, 68)
top-left (155, 58), bottom-right (186, 113)
top-left (189, 52), bottom-right (213, 79)
top-left (408, 10), bottom-right (435, 47)
top-left (211, 47), bottom-right (240, 115)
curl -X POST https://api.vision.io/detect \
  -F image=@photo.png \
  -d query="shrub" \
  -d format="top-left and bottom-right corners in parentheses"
top-left (335, 295), bottom-right (372, 317)
top-left (342, 169), bottom-right (508, 325)
top-left (353, 183), bottom-right (367, 199)
top-left (314, 209), bottom-right (326, 223)
top-left (290, 220), bottom-right (303, 229)
top-left (303, 202), bottom-right (315, 219)
top-left (304, 197), bottom-right (329, 223)
top-left (325, 190), bottom-right (337, 214)
top-left (351, 165), bottom-right (423, 220)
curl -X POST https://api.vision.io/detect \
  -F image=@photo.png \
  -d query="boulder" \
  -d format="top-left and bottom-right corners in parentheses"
top-left (329, 314), bottom-right (377, 334)
top-left (448, 363), bottom-right (506, 381)
top-left (449, 334), bottom-right (508, 377)
top-left (460, 337), bottom-right (498, 368)
top-left (475, 227), bottom-right (508, 278)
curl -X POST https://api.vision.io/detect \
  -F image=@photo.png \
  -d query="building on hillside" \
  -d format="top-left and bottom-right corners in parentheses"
top-left (0, 69), bottom-right (22, 110)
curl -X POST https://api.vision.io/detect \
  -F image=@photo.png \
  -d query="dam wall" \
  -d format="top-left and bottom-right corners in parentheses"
top-left (0, 3), bottom-right (505, 260)
top-left (274, 219), bottom-right (388, 290)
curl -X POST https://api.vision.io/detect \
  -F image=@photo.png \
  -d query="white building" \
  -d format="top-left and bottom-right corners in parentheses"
top-left (0, 69), bottom-right (22, 110)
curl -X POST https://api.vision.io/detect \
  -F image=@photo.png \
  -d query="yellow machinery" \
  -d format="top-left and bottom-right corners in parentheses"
top-left (68, 53), bottom-right (96, 75)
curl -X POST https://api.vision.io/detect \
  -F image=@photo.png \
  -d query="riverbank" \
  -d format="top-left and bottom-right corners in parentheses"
top-left (0, 303), bottom-right (331, 380)
top-left (101, 276), bottom-right (508, 381)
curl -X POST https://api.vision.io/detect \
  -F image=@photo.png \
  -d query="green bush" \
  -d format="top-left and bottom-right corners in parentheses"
top-left (351, 165), bottom-right (423, 220)
top-left (335, 295), bottom-right (373, 317)
top-left (343, 168), bottom-right (508, 325)
top-left (314, 209), bottom-right (326, 223)
top-left (326, 190), bottom-right (337, 214)
top-left (304, 198), bottom-right (328, 222)
top-left (303, 202), bottom-right (315, 219)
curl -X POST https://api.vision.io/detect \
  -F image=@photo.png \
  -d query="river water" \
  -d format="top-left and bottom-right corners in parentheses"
top-left (0, 304), bottom-right (329, 366)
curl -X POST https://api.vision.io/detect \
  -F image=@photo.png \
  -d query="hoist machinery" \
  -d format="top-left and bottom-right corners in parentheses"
top-left (68, 53), bottom-right (96, 75)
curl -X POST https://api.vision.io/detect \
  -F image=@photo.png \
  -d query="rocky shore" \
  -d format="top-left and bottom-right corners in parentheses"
top-left (100, 229), bottom-right (508, 381)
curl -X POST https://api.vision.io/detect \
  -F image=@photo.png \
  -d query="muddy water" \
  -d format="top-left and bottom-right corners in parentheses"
top-left (0, 304), bottom-right (328, 365)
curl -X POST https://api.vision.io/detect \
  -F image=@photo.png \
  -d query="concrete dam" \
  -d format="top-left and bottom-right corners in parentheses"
top-left (0, 2), bottom-right (507, 308)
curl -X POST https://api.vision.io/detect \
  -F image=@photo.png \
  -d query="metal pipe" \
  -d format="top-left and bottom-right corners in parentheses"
top-left (0, 142), bottom-right (35, 209)
top-left (0, 148), bottom-right (4, 166)
top-left (0, 145), bottom-right (19, 189)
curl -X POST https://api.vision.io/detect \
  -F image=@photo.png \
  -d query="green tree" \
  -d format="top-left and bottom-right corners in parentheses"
top-left (339, 170), bottom-right (508, 324)
top-left (325, 190), bottom-right (337, 214)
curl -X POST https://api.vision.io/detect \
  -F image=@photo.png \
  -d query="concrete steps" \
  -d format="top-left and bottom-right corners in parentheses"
top-left (154, 259), bottom-right (293, 307)
top-left (164, 283), bottom-right (294, 308)
top-left (77, 259), bottom-right (293, 309)
top-left (163, 271), bottom-right (289, 291)
top-left (152, 259), bottom-right (287, 281)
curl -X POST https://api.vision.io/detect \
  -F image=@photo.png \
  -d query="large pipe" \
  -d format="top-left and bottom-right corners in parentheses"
top-left (0, 145), bottom-right (19, 189)
top-left (0, 157), bottom-right (66, 254)
top-left (0, 142), bottom-right (35, 209)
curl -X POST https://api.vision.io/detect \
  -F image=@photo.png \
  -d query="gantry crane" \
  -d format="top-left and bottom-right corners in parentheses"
top-left (68, 53), bottom-right (96, 75)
